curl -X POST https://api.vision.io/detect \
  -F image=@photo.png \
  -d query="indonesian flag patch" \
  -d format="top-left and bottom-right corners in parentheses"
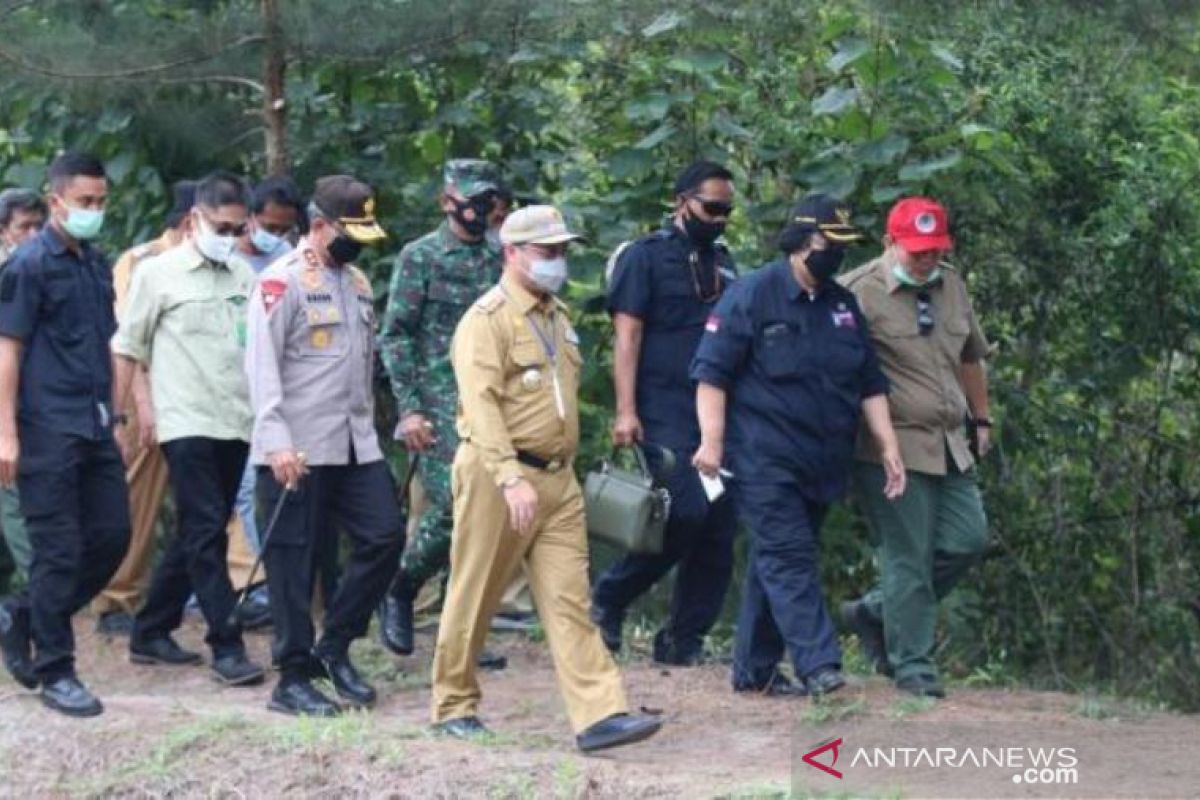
top-left (261, 279), bottom-right (288, 314)
top-left (705, 314), bottom-right (721, 333)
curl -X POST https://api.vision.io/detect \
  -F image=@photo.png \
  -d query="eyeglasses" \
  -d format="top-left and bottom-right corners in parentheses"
top-left (199, 210), bottom-right (247, 238)
top-left (688, 195), bottom-right (734, 218)
top-left (688, 251), bottom-right (722, 303)
top-left (916, 291), bottom-right (934, 336)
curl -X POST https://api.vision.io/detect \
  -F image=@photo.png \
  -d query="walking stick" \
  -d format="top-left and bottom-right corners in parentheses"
top-left (226, 455), bottom-right (306, 627)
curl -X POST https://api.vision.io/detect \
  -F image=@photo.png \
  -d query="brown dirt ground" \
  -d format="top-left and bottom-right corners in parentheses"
top-left (0, 614), bottom-right (1196, 799)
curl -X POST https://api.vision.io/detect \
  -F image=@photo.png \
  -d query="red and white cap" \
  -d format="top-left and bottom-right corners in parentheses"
top-left (887, 197), bottom-right (953, 253)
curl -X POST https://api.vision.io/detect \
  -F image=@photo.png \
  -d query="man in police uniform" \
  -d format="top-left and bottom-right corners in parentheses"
top-left (430, 205), bottom-right (661, 752)
top-left (839, 197), bottom-right (991, 699)
top-left (592, 160), bottom-right (739, 665)
top-left (0, 152), bottom-right (131, 716)
top-left (378, 159), bottom-right (505, 658)
top-left (92, 179), bottom-right (195, 636)
top-left (112, 171), bottom-right (265, 686)
top-left (246, 175), bottom-right (404, 716)
top-left (691, 195), bottom-right (905, 697)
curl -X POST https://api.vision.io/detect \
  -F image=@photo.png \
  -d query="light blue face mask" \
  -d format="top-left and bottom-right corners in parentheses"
top-left (529, 257), bottom-right (568, 294)
top-left (892, 263), bottom-right (942, 288)
top-left (61, 205), bottom-right (104, 240)
top-left (250, 225), bottom-right (285, 255)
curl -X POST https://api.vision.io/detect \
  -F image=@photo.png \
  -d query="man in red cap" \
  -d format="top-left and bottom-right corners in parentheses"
top-left (839, 196), bottom-right (992, 699)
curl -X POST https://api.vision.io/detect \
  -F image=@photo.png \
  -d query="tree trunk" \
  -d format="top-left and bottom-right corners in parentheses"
top-left (262, 0), bottom-right (289, 175)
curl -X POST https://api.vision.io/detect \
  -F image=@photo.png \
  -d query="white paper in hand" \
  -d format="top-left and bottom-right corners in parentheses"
top-left (699, 470), bottom-right (725, 502)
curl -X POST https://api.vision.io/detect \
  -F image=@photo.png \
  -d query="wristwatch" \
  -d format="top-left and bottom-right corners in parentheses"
top-left (973, 418), bottom-right (992, 428)
top-left (113, 413), bottom-right (130, 427)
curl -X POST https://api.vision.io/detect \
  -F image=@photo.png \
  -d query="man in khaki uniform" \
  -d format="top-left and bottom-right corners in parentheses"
top-left (839, 196), bottom-right (991, 699)
top-left (430, 205), bottom-right (661, 753)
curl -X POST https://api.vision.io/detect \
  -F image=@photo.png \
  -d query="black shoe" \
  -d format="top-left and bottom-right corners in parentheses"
top-left (235, 593), bottom-right (272, 631)
top-left (95, 610), bottom-right (135, 637)
top-left (129, 635), bottom-right (203, 666)
top-left (431, 715), bottom-right (490, 740)
top-left (211, 652), bottom-right (266, 686)
top-left (268, 678), bottom-right (341, 717)
top-left (652, 630), bottom-right (703, 667)
top-left (840, 600), bottom-right (892, 677)
top-left (576, 712), bottom-right (662, 753)
top-left (589, 603), bottom-right (623, 655)
top-left (805, 667), bottom-right (847, 697)
top-left (476, 649), bottom-right (507, 671)
top-left (734, 673), bottom-right (808, 697)
top-left (377, 592), bottom-right (414, 655)
top-left (0, 600), bottom-right (36, 690)
top-left (40, 675), bottom-right (103, 717)
top-left (895, 673), bottom-right (946, 699)
top-left (316, 651), bottom-right (376, 706)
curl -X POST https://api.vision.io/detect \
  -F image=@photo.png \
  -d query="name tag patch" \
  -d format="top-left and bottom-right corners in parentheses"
top-left (832, 303), bottom-right (856, 329)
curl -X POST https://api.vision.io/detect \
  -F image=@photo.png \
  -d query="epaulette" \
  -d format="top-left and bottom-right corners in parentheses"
top-left (473, 286), bottom-right (505, 313)
top-left (129, 242), bottom-right (160, 264)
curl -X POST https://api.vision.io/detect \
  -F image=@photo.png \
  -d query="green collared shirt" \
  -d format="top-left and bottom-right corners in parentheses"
top-left (112, 241), bottom-right (255, 443)
top-left (839, 255), bottom-right (989, 475)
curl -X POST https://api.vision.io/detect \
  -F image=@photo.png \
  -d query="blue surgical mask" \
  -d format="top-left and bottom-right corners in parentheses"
top-left (250, 225), bottom-right (285, 255)
top-left (529, 256), bottom-right (568, 294)
top-left (61, 205), bottom-right (104, 240)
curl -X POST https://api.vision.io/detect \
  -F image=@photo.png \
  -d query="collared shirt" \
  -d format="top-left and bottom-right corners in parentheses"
top-left (0, 225), bottom-right (117, 440)
top-left (245, 237), bottom-right (381, 466)
top-left (452, 275), bottom-right (583, 487)
top-left (839, 255), bottom-right (989, 475)
top-left (112, 241), bottom-right (255, 443)
top-left (380, 220), bottom-right (501, 419)
top-left (690, 260), bottom-right (888, 502)
top-left (607, 224), bottom-right (736, 450)
top-left (112, 229), bottom-right (180, 318)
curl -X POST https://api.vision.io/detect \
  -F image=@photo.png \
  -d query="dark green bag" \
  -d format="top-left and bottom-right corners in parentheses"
top-left (583, 444), bottom-right (675, 554)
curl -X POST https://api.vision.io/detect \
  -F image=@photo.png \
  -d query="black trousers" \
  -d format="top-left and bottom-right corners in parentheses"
top-left (133, 437), bottom-right (248, 658)
top-left (17, 424), bottom-right (130, 682)
top-left (257, 458), bottom-right (404, 678)
top-left (592, 449), bottom-right (737, 657)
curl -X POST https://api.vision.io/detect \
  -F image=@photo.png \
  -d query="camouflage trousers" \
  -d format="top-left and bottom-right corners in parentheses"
top-left (398, 414), bottom-right (457, 593)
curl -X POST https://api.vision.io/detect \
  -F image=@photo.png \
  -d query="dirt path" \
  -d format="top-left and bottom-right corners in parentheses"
top-left (0, 616), bottom-right (1196, 798)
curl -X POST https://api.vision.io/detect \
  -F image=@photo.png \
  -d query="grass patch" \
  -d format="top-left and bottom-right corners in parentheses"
top-left (1072, 693), bottom-right (1163, 721)
top-left (800, 696), bottom-right (867, 725)
top-left (888, 695), bottom-right (937, 719)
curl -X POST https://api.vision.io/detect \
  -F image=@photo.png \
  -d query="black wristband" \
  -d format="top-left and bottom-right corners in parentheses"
top-left (973, 418), bottom-right (992, 428)
top-left (113, 413), bottom-right (129, 427)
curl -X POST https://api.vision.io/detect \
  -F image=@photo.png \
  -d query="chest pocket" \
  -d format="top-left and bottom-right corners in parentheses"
top-left (299, 302), bottom-right (347, 358)
top-left (42, 272), bottom-right (86, 346)
top-left (758, 321), bottom-right (809, 379)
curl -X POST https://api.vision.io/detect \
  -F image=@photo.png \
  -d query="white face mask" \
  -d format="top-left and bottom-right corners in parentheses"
top-left (528, 255), bottom-right (568, 294)
top-left (194, 215), bottom-right (239, 264)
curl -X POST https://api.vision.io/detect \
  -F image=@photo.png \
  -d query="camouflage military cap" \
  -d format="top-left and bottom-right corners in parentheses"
top-left (443, 159), bottom-right (500, 198)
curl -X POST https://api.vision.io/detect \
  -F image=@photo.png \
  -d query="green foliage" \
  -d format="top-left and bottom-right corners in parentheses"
top-left (2, 0), bottom-right (1200, 709)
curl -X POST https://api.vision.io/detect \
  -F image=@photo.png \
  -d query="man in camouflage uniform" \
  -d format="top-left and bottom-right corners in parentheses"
top-left (377, 160), bottom-right (504, 656)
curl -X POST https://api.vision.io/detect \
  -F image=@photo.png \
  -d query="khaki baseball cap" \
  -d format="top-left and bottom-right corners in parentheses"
top-left (499, 205), bottom-right (582, 245)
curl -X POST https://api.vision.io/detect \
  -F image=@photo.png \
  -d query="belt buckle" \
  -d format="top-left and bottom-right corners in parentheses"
top-left (546, 458), bottom-right (564, 472)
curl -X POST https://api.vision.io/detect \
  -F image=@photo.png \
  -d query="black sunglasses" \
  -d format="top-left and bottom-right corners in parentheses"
top-left (916, 291), bottom-right (934, 336)
top-left (198, 210), bottom-right (247, 238)
top-left (689, 195), bottom-right (734, 218)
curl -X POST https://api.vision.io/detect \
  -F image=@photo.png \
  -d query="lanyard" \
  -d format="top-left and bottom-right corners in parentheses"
top-left (502, 286), bottom-right (567, 420)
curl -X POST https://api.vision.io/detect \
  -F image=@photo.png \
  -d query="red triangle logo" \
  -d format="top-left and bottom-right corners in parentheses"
top-left (802, 737), bottom-right (844, 779)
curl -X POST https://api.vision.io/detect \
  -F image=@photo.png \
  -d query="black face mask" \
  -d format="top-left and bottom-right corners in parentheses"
top-left (328, 234), bottom-right (363, 266)
top-left (451, 196), bottom-right (493, 238)
top-left (682, 212), bottom-right (726, 248)
top-left (804, 246), bottom-right (846, 283)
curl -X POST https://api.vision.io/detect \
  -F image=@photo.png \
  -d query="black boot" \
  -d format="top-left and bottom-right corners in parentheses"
top-left (377, 574), bottom-right (415, 655)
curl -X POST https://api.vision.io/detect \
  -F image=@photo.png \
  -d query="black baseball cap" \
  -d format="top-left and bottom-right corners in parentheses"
top-left (786, 194), bottom-right (862, 244)
top-left (310, 175), bottom-right (386, 243)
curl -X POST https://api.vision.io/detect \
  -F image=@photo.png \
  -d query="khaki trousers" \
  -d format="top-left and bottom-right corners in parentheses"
top-left (93, 443), bottom-right (263, 615)
top-left (431, 445), bottom-right (625, 733)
